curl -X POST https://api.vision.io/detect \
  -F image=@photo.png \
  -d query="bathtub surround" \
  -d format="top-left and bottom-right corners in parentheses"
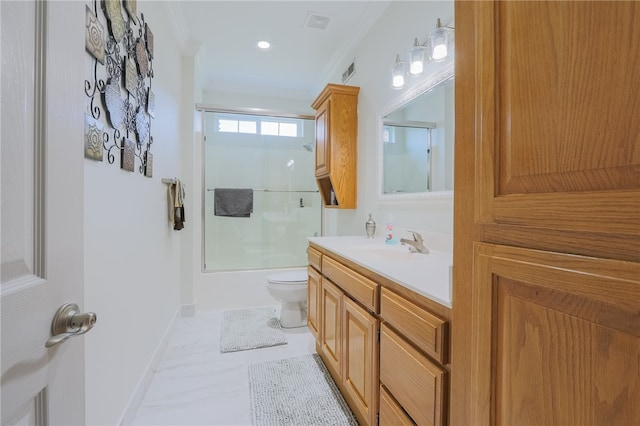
top-left (220, 307), bottom-right (287, 353)
top-left (248, 354), bottom-right (358, 426)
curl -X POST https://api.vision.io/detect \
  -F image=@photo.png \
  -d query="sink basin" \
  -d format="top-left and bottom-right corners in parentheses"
top-left (348, 244), bottom-right (430, 262)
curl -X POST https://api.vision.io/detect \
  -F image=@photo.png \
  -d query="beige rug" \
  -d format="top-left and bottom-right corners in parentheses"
top-left (248, 354), bottom-right (358, 426)
top-left (219, 307), bottom-right (287, 353)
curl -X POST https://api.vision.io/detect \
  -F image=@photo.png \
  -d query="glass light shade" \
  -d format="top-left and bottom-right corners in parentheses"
top-left (408, 38), bottom-right (426, 75)
top-left (429, 26), bottom-right (452, 62)
top-left (391, 54), bottom-right (406, 89)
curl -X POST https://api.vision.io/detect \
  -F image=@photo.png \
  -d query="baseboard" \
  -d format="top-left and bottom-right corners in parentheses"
top-left (181, 303), bottom-right (196, 317)
top-left (118, 305), bottom-right (182, 425)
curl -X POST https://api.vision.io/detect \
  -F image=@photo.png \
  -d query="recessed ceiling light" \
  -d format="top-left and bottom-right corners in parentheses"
top-left (256, 40), bottom-right (271, 50)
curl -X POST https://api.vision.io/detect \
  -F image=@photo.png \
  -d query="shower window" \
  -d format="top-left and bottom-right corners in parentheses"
top-left (203, 110), bottom-right (321, 271)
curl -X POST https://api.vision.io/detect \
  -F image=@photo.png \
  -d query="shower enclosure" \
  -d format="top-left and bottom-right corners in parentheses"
top-left (202, 110), bottom-right (320, 271)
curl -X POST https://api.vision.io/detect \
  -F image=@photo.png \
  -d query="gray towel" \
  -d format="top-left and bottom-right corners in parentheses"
top-left (214, 188), bottom-right (253, 217)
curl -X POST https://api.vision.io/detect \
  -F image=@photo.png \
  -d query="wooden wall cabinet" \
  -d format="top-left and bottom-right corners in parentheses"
top-left (453, 1), bottom-right (640, 424)
top-left (311, 84), bottom-right (359, 209)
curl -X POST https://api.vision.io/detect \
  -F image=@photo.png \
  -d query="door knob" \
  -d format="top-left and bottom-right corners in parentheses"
top-left (45, 303), bottom-right (97, 348)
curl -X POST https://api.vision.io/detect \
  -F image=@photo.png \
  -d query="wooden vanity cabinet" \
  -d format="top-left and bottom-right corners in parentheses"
top-left (307, 247), bottom-right (322, 340)
top-left (319, 277), bottom-right (343, 380)
top-left (342, 296), bottom-right (379, 426)
top-left (312, 251), bottom-right (379, 426)
top-left (379, 287), bottom-right (449, 426)
top-left (311, 84), bottom-right (359, 209)
top-left (379, 385), bottom-right (415, 426)
top-left (380, 324), bottom-right (446, 426)
top-left (308, 243), bottom-right (451, 426)
top-left (307, 266), bottom-right (320, 340)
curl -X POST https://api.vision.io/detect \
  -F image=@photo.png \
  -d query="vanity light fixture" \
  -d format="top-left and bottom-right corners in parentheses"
top-left (408, 38), bottom-right (428, 76)
top-left (428, 18), bottom-right (454, 62)
top-left (391, 54), bottom-right (407, 89)
top-left (391, 18), bottom-right (454, 88)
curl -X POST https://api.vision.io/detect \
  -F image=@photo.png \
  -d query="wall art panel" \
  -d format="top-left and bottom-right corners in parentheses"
top-left (84, 0), bottom-right (155, 177)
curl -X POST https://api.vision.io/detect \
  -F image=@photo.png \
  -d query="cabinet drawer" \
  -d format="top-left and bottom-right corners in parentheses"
top-left (322, 256), bottom-right (378, 312)
top-left (380, 324), bottom-right (446, 426)
top-left (308, 246), bottom-right (322, 271)
top-left (380, 288), bottom-right (448, 364)
top-left (379, 385), bottom-right (415, 426)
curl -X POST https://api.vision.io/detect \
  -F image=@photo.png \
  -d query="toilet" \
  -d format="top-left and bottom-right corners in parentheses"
top-left (266, 269), bottom-right (308, 328)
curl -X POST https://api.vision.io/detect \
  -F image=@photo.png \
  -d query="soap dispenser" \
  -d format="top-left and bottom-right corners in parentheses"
top-left (365, 214), bottom-right (376, 239)
top-left (385, 214), bottom-right (396, 244)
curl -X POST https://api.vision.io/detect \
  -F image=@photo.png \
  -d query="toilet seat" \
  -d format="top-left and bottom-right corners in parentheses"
top-left (267, 270), bottom-right (307, 285)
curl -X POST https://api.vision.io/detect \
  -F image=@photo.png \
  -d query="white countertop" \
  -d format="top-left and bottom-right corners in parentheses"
top-left (308, 235), bottom-right (452, 308)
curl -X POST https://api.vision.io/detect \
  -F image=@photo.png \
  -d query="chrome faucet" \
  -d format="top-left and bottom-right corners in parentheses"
top-left (400, 231), bottom-right (429, 254)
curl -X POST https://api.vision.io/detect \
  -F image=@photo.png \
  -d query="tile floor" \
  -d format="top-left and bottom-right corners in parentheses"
top-left (132, 308), bottom-right (316, 426)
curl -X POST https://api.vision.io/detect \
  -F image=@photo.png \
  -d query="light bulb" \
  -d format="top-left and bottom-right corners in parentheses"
top-left (408, 38), bottom-right (426, 76)
top-left (391, 54), bottom-right (406, 89)
top-left (431, 44), bottom-right (448, 61)
top-left (410, 60), bottom-right (424, 75)
top-left (392, 74), bottom-right (405, 89)
top-left (429, 19), bottom-right (452, 62)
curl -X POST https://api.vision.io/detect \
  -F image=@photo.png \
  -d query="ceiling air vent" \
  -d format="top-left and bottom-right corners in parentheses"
top-left (342, 60), bottom-right (356, 83)
top-left (305, 13), bottom-right (331, 30)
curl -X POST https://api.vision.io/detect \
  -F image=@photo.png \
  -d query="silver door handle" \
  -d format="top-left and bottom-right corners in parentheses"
top-left (45, 303), bottom-right (97, 348)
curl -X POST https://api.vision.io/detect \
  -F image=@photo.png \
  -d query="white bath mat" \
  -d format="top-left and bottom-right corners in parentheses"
top-left (248, 354), bottom-right (358, 426)
top-left (220, 307), bottom-right (287, 353)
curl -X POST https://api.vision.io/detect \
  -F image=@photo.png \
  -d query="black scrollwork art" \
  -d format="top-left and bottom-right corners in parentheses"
top-left (84, 0), bottom-right (154, 176)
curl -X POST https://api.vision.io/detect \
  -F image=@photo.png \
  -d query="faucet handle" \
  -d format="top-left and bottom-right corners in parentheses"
top-left (408, 230), bottom-right (423, 243)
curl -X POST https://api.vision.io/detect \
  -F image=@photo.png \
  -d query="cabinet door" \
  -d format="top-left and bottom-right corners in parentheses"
top-left (473, 1), bottom-right (639, 257)
top-left (342, 297), bottom-right (379, 426)
top-left (314, 99), bottom-right (330, 177)
top-left (307, 266), bottom-right (320, 339)
top-left (320, 278), bottom-right (342, 379)
top-left (471, 243), bottom-right (640, 425)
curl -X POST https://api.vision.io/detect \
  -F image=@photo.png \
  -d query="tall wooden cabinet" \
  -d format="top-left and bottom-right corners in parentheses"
top-left (311, 84), bottom-right (359, 209)
top-left (452, 1), bottom-right (640, 425)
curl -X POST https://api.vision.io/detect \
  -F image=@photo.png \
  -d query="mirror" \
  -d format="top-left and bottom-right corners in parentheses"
top-left (378, 65), bottom-right (454, 200)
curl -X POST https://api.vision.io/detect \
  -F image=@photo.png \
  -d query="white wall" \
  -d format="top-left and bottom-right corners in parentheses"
top-left (82, 2), bottom-right (183, 424)
top-left (321, 1), bottom-right (455, 238)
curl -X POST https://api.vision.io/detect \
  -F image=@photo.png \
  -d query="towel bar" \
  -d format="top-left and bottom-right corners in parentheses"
top-left (207, 188), bottom-right (318, 193)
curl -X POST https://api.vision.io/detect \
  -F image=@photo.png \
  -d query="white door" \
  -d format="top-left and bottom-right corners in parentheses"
top-left (1, 1), bottom-right (88, 424)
